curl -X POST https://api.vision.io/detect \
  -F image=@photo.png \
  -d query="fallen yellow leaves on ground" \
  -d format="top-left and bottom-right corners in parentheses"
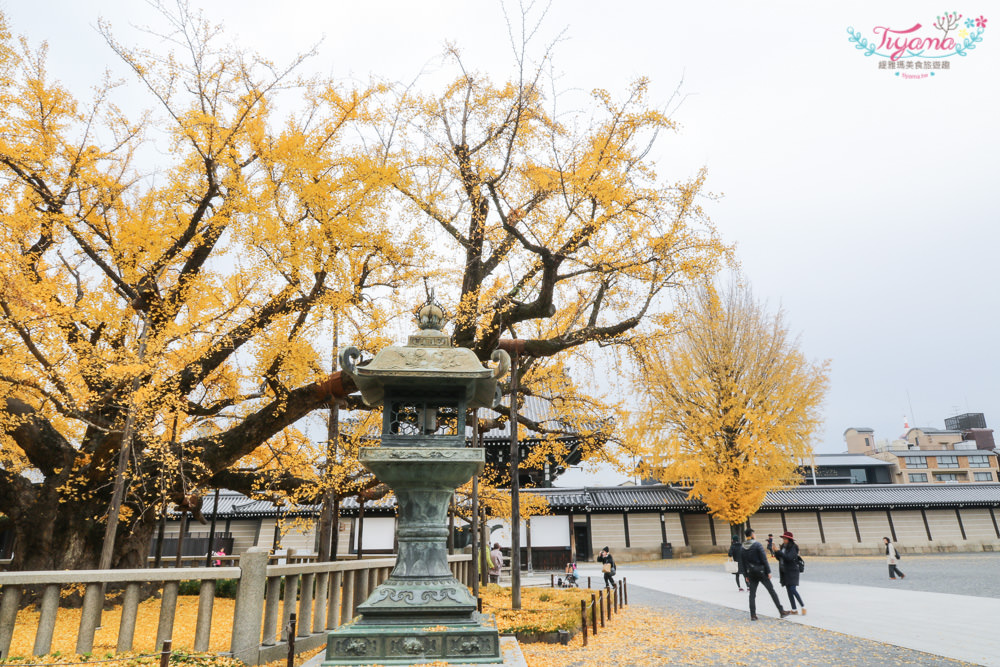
top-left (479, 585), bottom-right (587, 634)
top-left (6, 595), bottom-right (238, 657)
top-left (520, 606), bottom-right (761, 667)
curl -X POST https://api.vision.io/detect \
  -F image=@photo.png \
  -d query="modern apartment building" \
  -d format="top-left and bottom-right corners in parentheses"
top-left (844, 413), bottom-right (1000, 484)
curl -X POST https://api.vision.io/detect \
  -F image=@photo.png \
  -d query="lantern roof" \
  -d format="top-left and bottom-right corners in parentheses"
top-left (339, 293), bottom-right (509, 408)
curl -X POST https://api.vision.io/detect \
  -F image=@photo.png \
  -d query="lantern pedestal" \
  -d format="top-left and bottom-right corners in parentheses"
top-left (322, 447), bottom-right (502, 665)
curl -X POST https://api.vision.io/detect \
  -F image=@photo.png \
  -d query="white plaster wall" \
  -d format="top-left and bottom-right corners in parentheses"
top-left (627, 513), bottom-right (664, 548)
top-left (527, 515), bottom-right (570, 548)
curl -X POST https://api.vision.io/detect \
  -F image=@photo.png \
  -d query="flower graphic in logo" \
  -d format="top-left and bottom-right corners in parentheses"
top-left (847, 10), bottom-right (989, 64)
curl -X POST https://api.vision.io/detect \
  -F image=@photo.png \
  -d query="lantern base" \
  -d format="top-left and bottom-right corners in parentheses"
top-left (322, 616), bottom-right (502, 665)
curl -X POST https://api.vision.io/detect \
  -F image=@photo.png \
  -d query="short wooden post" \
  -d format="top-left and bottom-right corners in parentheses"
top-left (580, 599), bottom-right (587, 647)
top-left (612, 584), bottom-right (618, 614)
top-left (159, 639), bottom-right (172, 667)
top-left (550, 574), bottom-right (555, 588)
top-left (587, 576), bottom-right (591, 590)
top-left (598, 589), bottom-right (605, 628)
top-left (286, 613), bottom-right (297, 667)
top-left (623, 577), bottom-right (628, 605)
top-left (590, 593), bottom-right (597, 636)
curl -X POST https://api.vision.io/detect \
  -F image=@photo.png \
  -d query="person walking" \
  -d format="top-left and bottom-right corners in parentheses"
top-left (884, 537), bottom-right (906, 580)
top-left (773, 531), bottom-right (805, 615)
top-left (728, 534), bottom-right (746, 591)
top-left (489, 543), bottom-right (504, 584)
top-left (741, 528), bottom-right (790, 621)
top-left (766, 533), bottom-right (775, 555)
top-left (598, 546), bottom-right (616, 588)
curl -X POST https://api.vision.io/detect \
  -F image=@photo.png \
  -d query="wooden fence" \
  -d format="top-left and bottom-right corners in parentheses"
top-left (0, 548), bottom-right (473, 664)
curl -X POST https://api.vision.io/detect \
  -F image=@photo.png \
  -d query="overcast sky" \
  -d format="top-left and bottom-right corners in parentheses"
top-left (3, 1), bottom-right (998, 484)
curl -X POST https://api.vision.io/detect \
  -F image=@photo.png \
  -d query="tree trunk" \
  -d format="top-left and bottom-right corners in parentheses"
top-left (11, 486), bottom-right (156, 574)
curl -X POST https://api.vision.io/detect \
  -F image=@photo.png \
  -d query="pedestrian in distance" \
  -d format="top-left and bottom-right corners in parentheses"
top-left (489, 543), bottom-right (504, 584)
top-left (741, 527), bottom-right (791, 621)
top-left (598, 546), bottom-right (616, 588)
top-left (766, 533), bottom-right (775, 556)
top-left (728, 534), bottom-right (746, 591)
top-left (884, 537), bottom-right (906, 580)
top-left (773, 530), bottom-right (806, 615)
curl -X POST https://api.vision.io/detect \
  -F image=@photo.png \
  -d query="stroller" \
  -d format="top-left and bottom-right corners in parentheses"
top-left (557, 562), bottom-right (579, 588)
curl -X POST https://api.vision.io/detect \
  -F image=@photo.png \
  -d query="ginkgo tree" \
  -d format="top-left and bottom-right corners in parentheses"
top-left (633, 282), bottom-right (829, 528)
top-left (380, 29), bottom-right (732, 441)
top-left (0, 7), bottom-right (413, 571)
top-left (0, 1), bottom-right (731, 573)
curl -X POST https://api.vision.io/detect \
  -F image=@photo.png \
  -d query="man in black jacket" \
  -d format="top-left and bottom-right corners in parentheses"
top-left (741, 528), bottom-right (790, 621)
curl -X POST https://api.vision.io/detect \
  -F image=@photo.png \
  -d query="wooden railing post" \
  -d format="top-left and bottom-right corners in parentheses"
top-left (117, 582), bottom-right (141, 653)
top-left (281, 575), bottom-right (299, 642)
top-left (328, 571), bottom-right (343, 629)
top-left (193, 579), bottom-right (216, 651)
top-left (313, 572), bottom-right (329, 632)
top-left (297, 573), bottom-right (314, 638)
top-left (580, 599), bottom-right (587, 647)
top-left (33, 583), bottom-right (60, 656)
top-left (156, 581), bottom-right (180, 653)
top-left (341, 571), bottom-right (355, 624)
top-left (590, 593), bottom-right (597, 636)
top-left (230, 547), bottom-right (270, 663)
top-left (75, 582), bottom-right (103, 654)
top-left (0, 584), bottom-right (22, 659)
top-left (262, 576), bottom-right (282, 646)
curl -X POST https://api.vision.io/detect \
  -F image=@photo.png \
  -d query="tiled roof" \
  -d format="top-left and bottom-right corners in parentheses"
top-left (526, 483), bottom-right (1000, 511)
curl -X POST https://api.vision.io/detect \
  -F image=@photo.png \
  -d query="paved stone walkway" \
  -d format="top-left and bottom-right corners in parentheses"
top-left (572, 555), bottom-right (1000, 666)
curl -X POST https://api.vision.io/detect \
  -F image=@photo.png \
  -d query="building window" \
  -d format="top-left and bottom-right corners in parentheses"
top-left (955, 442), bottom-right (976, 450)
top-left (850, 468), bottom-right (867, 484)
top-left (974, 472), bottom-right (993, 482)
top-left (935, 473), bottom-right (959, 482)
top-left (967, 455), bottom-right (990, 468)
top-left (937, 456), bottom-right (959, 469)
top-left (903, 457), bottom-right (927, 469)
top-left (908, 473), bottom-right (928, 483)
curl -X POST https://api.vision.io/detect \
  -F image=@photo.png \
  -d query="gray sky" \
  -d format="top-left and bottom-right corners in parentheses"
top-left (4, 1), bottom-right (998, 484)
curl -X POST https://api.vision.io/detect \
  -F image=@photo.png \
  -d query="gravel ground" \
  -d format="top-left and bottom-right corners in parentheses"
top-left (621, 552), bottom-right (1000, 598)
top-left (625, 582), bottom-right (975, 666)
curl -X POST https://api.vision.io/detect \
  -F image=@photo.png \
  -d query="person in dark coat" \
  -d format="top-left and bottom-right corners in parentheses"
top-left (741, 528), bottom-right (790, 621)
top-left (597, 546), bottom-right (616, 588)
top-left (773, 530), bottom-right (805, 615)
top-left (727, 535), bottom-right (746, 591)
